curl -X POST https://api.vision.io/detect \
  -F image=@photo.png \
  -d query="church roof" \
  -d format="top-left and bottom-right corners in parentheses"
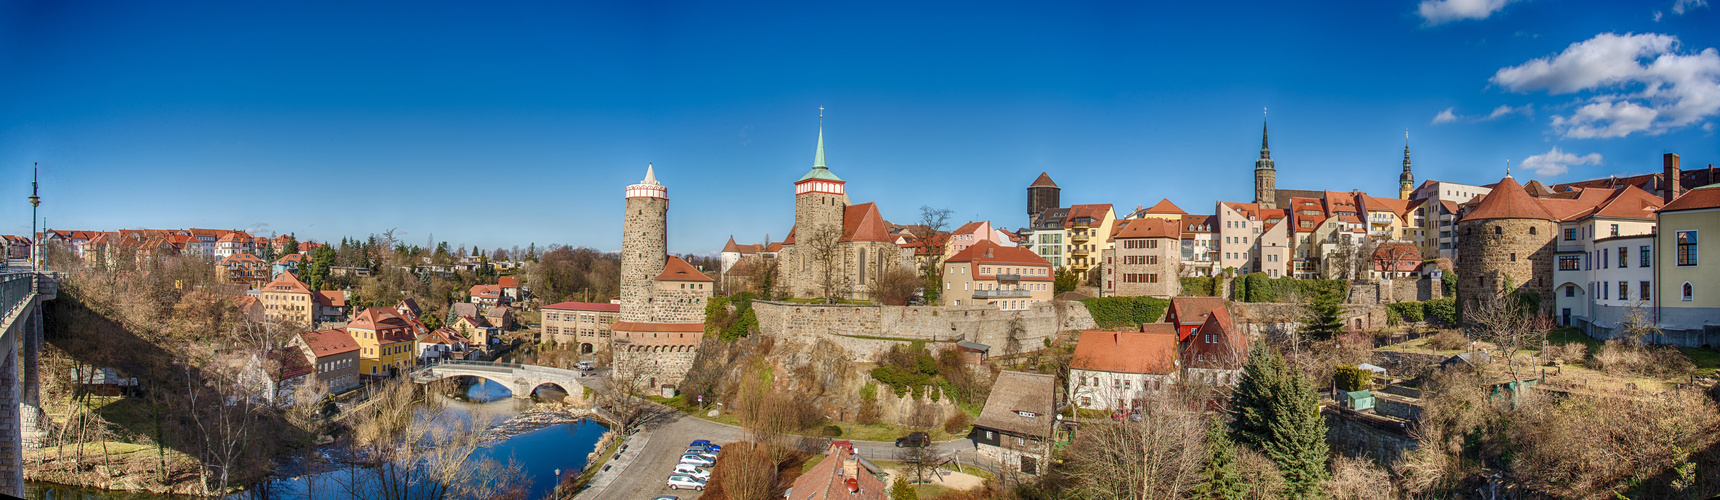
top-left (841, 202), bottom-right (894, 243)
top-left (797, 127), bottom-right (844, 183)
top-left (1143, 198), bottom-right (1187, 215)
top-left (1030, 172), bottom-right (1058, 188)
top-left (1461, 176), bottom-right (1556, 222)
top-left (655, 256), bottom-right (713, 282)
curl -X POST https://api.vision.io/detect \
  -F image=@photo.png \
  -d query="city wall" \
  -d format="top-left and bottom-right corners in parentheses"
top-left (752, 300), bottom-right (1095, 362)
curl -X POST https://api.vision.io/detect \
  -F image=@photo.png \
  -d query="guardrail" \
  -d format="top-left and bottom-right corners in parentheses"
top-left (0, 273), bottom-right (37, 321)
top-left (416, 359), bottom-right (586, 379)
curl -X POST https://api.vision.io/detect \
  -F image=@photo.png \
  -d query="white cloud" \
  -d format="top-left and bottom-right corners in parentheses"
top-left (1654, 10), bottom-right (1665, 21)
top-left (1430, 104), bottom-right (1532, 124)
top-left (1674, 0), bottom-right (1708, 15)
top-left (1491, 33), bottom-right (1720, 138)
top-left (1520, 146), bottom-right (1603, 177)
top-left (1418, 0), bottom-right (1518, 25)
top-left (1432, 108), bottom-right (1460, 124)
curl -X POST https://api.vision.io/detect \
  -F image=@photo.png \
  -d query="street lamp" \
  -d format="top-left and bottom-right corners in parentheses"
top-left (29, 163), bottom-right (40, 270)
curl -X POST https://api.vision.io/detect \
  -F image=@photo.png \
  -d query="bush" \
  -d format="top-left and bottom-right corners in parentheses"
top-left (1545, 343), bottom-right (1588, 365)
top-left (822, 424), bottom-right (843, 437)
top-left (943, 412), bottom-right (971, 434)
top-left (1236, 273), bottom-right (1348, 303)
top-left (1588, 342), bottom-right (1696, 379)
top-left (1424, 298), bottom-right (1456, 326)
top-left (1080, 296), bottom-right (1170, 329)
top-left (891, 477), bottom-right (920, 499)
top-left (1333, 365), bottom-right (1373, 392)
top-left (1387, 301), bottom-right (1426, 323)
top-left (1181, 276), bottom-right (1219, 296)
top-left (1427, 330), bottom-right (1468, 351)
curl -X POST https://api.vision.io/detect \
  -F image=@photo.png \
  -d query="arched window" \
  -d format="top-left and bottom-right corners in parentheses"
top-left (1685, 282), bottom-right (1695, 301)
top-left (1494, 226), bottom-right (1503, 235)
top-left (858, 248), bottom-right (868, 285)
top-left (1529, 227), bottom-right (1538, 235)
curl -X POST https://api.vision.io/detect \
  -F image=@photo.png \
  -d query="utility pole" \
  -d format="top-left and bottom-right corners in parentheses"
top-left (30, 163), bottom-right (40, 270)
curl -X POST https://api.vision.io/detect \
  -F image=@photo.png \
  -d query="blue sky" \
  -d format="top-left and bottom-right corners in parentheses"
top-left (2, 0), bottom-right (1716, 254)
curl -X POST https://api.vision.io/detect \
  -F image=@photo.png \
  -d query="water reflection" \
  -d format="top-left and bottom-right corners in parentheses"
top-left (27, 378), bottom-right (606, 500)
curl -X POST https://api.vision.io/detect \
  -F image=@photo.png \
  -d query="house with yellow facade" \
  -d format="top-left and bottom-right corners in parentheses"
top-left (260, 272), bottom-right (314, 326)
top-left (348, 307), bottom-right (420, 379)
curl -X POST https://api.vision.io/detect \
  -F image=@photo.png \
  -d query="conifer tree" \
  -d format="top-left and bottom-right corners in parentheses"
top-left (1229, 341), bottom-right (1330, 499)
top-left (1301, 289), bottom-right (1346, 341)
top-left (1191, 417), bottom-right (1245, 500)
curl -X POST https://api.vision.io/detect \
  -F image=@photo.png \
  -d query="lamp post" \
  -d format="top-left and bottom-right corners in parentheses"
top-left (29, 163), bottom-right (40, 270)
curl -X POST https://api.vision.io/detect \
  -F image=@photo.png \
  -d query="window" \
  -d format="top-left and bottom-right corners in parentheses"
top-left (1602, 251), bottom-right (1608, 269)
top-left (1559, 256), bottom-right (1581, 271)
top-left (1618, 247), bottom-right (1628, 268)
top-left (1610, 224), bottom-right (1619, 237)
top-left (1619, 281), bottom-right (1629, 301)
top-left (1684, 282), bottom-right (1694, 301)
top-left (1530, 227), bottom-right (1538, 235)
top-left (1602, 282), bottom-right (1608, 299)
top-left (1510, 253), bottom-right (1517, 262)
top-left (1495, 226), bottom-right (1502, 235)
top-left (1565, 228), bottom-right (1577, 241)
top-left (1641, 281), bottom-right (1651, 301)
top-left (1565, 285), bottom-right (1574, 297)
top-left (1677, 231), bottom-right (1698, 266)
top-left (1641, 246), bottom-right (1652, 267)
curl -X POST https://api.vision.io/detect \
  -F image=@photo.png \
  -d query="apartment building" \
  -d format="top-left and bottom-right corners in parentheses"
top-left (943, 240), bottom-right (1054, 310)
top-left (1100, 217), bottom-right (1182, 298)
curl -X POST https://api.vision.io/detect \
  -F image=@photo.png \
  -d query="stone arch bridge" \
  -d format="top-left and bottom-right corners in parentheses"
top-left (410, 360), bottom-right (592, 406)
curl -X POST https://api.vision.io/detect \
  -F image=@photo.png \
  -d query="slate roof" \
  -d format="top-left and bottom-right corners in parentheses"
top-left (973, 370), bottom-right (1057, 438)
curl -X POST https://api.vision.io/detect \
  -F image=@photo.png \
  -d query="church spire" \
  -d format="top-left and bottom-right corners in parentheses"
top-left (1399, 131), bottom-right (1416, 199)
top-left (1255, 110), bottom-right (1275, 171)
top-left (814, 125), bottom-right (826, 169)
top-left (642, 163), bottom-right (660, 186)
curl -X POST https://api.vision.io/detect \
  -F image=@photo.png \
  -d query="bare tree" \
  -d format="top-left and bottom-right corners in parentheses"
top-left (802, 223), bottom-right (849, 302)
top-left (1324, 236), bottom-right (1380, 281)
top-left (866, 258), bottom-right (921, 305)
top-left (341, 379), bottom-right (528, 500)
top-left (1466, 291), bottom-right (1552, 382)
top-left (1616, 301), bottom-right (1661, 346)
top-left (1061, 388), bottom-right (1208, 499)
top-left (603, 365), bottom-right (652, 434)
top-left (1369, 242), bottom-right (1421, 280)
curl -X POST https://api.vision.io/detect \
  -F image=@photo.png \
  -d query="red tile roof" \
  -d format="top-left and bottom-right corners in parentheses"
top-left (274, 253), bottom-right (306, 265)
top-left (1064, 204), bottom-right (1114, 228)
top-left (786, 441), bottom-right (888, 500)
top-left (654, 255), bottom-right (713, 282)
top-left (348, 308), bottom-right (414, 343)
top-left (841, 202), bottom-right (894, 243)
top-left (220, 253), bottom-right (265, 266)
top-left (953, 220), bottom-right (986, 235)
top-left (1168, 297), bottom-right (1227, 327)
top-left (300, 328), bottom-right (360, 357)
top-left (1373, 242), bottom-right (1423, 272)
top-left (498, 277), bottom-right (519, 288)
top-left (1179, 215), bottom-right (1217, 235)
top-left (1662, 184), bottom-right (1720, 212)
top-left (313, 290), bottom-right (346, 308)
top-left (1072, 327), bottom-right (1180, 375)
top-left (470, 284), bottom-right (502, 299)
top-left (1030, 172), bottom-right (1058, 188)
top-left (1110, 217), bottom-right (1181, 239)
top-left (1462, 176), bottom-right (1556, 222)
top-left (1143, 198), bottom-right (1187, 215)
top-left (947, 240), bottom-right (1051, 268)
top-left (263, 272), bottom-right (312, 294)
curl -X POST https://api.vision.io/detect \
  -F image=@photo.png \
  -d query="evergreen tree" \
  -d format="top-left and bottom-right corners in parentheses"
top-left (890, 477), bottom-right (918, 500)
top-left (1300, 289), bottom-right (1345, 341)
top-left (1191, 417), bottom-right (1245, 500)
top-left (1229, 342), bottom-right (1329, 499)
top-left (283, 234), bottom-right (300, 256)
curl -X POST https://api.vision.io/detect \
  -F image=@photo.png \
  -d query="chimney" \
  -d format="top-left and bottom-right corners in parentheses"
top-left (842, 455), bottom-right (859, 479)
top-left (1665, 153), bottom-right (1682, 203)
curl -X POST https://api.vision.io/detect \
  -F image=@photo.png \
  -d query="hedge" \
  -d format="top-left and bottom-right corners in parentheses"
top-left (1386, 301), bottom-right (1426, 323)
top-left (1080, 296), bottom-right (1170, 329)
top-left (1425, 297), bottom-right (1457, 326)
top-left (1180, 277), bottom-right (1219, 297)
top-left (1234, 273), bottom-right (1348, 303)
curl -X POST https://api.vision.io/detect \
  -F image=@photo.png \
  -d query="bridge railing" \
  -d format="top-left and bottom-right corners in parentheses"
top-left (0, 273), bottom-right (36, 321)
top-left (416, 359), bottom-right (586, 380)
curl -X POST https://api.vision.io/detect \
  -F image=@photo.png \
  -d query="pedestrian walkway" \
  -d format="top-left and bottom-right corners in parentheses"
top-left (576, 430), bottom-right (651, 499)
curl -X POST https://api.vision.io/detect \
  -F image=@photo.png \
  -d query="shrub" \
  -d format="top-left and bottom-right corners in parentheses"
top-left (1235, 273), bottom-right (1348, 303)
top-left (1545, 343), bottom-right (1588, 365)
top-left (1424, 298), bottom-right (1456, 326)
top-left (822, 424), bottom-right (843, 437)
top-left (1588, 341), bottom-right (1696, 379)
top-left (1387, 301), bottom-right (1426, 323)
top-left (943, 412), bottom-right (971, 434)
top-left (1427, 330), bottom-right (1468, 351)
top-left (1079, 296), bottom-right (1170, 329)
top-left (891, 477), bottom-right (919, 499)
top-left (1181, 276), bottom-right (1219, 296)
top-left (1333, 364), bottom-right (1374, 391)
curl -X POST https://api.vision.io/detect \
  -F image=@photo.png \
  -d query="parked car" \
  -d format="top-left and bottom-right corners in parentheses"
top-left (652, 496), bottom-right (678, 500)
top-left (895, 432), bottom-right (931, 448)
top-left (683, 449), bottom-right (718, 459)
top-left (702, 444), bottom-right (722, 453)
top-left (689, 439), bottom-right (711, 447)
top-left (666, 475), bottom-right (706, 491)
top-left (672, 464), bottom-right (711, 480)
top-left (679, 454), bottom-right (716, 467)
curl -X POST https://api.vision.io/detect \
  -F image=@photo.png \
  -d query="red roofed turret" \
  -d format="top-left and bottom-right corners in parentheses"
top-left (1461, 176), bottom-right (1555, 222)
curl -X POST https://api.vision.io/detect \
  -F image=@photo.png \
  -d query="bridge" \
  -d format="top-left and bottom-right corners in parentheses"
top-left (410, 360), bottom-right (594, 406)
top-left (0, 272), bottom-right (56, 496)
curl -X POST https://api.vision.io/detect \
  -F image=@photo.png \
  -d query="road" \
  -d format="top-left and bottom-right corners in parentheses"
top-left (579, 403), bottom-right (984, 499)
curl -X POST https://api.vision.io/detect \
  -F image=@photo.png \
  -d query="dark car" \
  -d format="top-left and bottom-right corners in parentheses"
top-left (895, 432), bottom-right (931, 448)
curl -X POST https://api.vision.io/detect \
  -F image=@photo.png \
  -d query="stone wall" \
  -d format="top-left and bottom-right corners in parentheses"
top-left (650, 286), bottom-right (710, 324)
top-left (613, 340), bottom-right (701, 390)
top-left (1230, 302), bottom-right (1391, 338)
top-left (1323, 405), bottom-right (1417, 465)
top-left (752, 301), bottom-right (1071, 362)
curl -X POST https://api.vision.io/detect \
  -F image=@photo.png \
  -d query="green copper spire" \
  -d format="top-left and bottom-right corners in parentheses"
top-left (1255, 111), bottom-right (1275, 171)
top-left (798, 117), bottom-right (843, 182)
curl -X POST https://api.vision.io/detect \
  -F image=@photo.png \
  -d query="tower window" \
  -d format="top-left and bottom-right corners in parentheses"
top-left (1494, 226), bottom-right (1502, 235)
top-left (1529, 227), bottom-right (1537, 235)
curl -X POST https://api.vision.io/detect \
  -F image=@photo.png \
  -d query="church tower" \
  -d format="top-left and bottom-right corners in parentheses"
top-left (1254, 116), bottom-right (1277, 210)
top-left (792, 123), bottom-right (848, 295)
top-left (1399, 133), bottom-right (1415, 199)
top-left (620, 164), bottom-right (668, 323)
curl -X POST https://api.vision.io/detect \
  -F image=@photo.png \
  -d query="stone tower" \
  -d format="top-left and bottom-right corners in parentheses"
top-left (1455, 175), bottom-right (1556, 313)
top-left (793, 125), bottom-right (848, 293)
top-left (1254, 117), bottom-right (1277, 210)
top-left (1026, 172), bottom-right (1060, 221)
top-left (620, 164), bottom-right (668, 323)
top-left (1399, 135), bottom-right (1415, 199)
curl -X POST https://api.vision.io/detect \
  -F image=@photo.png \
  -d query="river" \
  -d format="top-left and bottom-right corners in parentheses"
top-left (26, 377), bottom-right (609, 500)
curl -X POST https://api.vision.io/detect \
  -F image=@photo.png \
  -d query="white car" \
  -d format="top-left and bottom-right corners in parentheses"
top-left (672, 464), bottom-right (711, 480)
top-left (666, 475), bottom-right (706, 491)
top-left (678, 454), bottom-right (715, 467)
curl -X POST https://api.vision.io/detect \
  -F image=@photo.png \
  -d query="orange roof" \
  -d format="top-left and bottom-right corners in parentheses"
top-left (274, 253), bottom-right (306, 265)
top-left (953, 220), bottom-right (986, 235)
top-left (782, 227), bottom-right (797, 245)
top-left (263, 272), bottom-right (312, 294)
top-left (947, 240), bottom-right (1051, 268)
top-left (841, 202), bottom-right (894, 243)
top-left (1180, 215), bottom-right (1216, 235)
top-left (1029, 172), bottom-right (1058, 188)
top-left (1661, 184), bottom-right (1720, 213)
top-left (1462, 176), bottom-right (1556, 222)
top-left (764, 241), bottom-right (785, 252)
top-left (1373, 242), bottom-right (1422, 272)
top-left (786, 441), bottom-right (888, 500)
top-left (1587, 186), bottom-right (1663, 220)
top-left (470, 284), bottom-right (502, 298)
top-left (654, 255), bottom-right (713, 282)
top-left (300, 328), bottom-right (360, 357)
top-left (220, 253), bottom-right (265, 265)
top-left (1071, 327), bottom-right (1180, 375)
top-left (1110, 217), bottom-right (1180, 239)
top-left (722, 236), bottom-right (741, 252)
top-left (313, 290), bottom-right (346, 308)
top-left (1168, 297), bottom-right (1227, 327)
top-left (1063, 204), bottom-right (1113, 228)
top-left (348, 307), bottom-right (415, 343)
top-left (418, 326), bottom-right (468, 345)
top-left (498, 277), bottom-right (519, 288)
top-left (1143, 198), bottom-right (1187, 215)
top-left (1360, 195), bottom-right (1413, 218)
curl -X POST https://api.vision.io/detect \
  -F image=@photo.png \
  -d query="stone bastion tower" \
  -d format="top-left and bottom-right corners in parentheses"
top-left (1455, 174), bottom-right (1556, 313)
top-left (612, 164), bottom-right (711, 393)
top-left (620, 164), bottom-right (669, 323)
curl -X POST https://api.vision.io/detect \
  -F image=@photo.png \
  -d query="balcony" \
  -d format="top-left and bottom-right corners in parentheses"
top-left (1071, 247), bottom-right (1089, 256)
top-left (973, 289), bottom-right (1032, 298)
top-left (1071, 231), bottom-right (1090, 243)
top-left (997, 273), bottom-right (1021, 283)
